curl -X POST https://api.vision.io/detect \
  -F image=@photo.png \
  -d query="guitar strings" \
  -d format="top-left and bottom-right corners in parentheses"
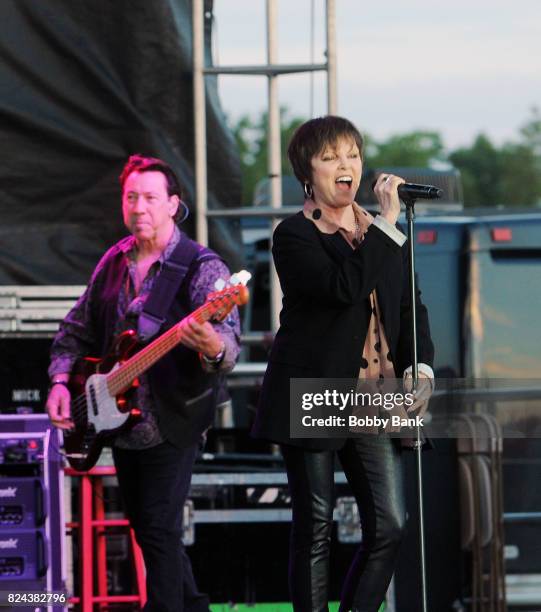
top-left (66, 294), bottom-right (239, 425)
top-left (69, 306), bottom-right (206, 421)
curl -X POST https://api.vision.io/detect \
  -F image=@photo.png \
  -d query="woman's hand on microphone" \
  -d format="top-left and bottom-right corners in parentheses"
top-left (373, 173), bottom-right (405, 225)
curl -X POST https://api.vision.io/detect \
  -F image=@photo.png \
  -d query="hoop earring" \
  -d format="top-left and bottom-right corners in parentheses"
top-left (176, 200), bottom-right (190, 223)
top-left (303, 182), bottom-right (313, 200)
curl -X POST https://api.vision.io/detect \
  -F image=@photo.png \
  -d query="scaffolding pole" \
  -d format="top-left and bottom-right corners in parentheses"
top-left (192, 0), bottom-right (338, 329)
top-left (193, 0), bottom-right (208, 246)
top-left (326, 0), bottom-right (337, 114)
top-left (266, 0), bottom-right (282, 331)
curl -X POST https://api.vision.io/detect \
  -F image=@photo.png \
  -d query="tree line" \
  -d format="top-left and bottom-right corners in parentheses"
top-left (230, 108), bottom-right (541, 208)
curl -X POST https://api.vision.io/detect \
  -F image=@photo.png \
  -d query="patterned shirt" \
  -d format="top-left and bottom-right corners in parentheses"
top-left (49, 225), bottom-right (241, 449)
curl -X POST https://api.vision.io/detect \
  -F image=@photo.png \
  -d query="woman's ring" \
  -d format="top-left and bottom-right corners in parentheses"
top-left (385, 175), bottom-right (392, 183)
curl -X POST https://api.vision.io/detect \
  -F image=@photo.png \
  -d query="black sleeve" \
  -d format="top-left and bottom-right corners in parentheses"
top-left (272, 217), bottom-right (403, 306)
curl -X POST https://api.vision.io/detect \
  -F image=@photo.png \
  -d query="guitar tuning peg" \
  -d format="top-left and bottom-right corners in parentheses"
top-left (214, 278), bottom-right (226, 291)
top-left (231, 270), bottom-right (252, 286)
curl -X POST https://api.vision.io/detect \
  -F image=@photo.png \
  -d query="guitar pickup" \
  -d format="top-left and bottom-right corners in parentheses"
top-left (89, 383), bottom-right (99, 416)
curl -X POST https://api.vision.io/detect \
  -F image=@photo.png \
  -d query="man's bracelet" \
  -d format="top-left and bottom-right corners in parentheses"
top-left (201, 343), bottom-right (226, 366)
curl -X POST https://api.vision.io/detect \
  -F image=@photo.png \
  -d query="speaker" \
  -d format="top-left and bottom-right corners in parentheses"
top-left (0, 478), bottom-right (46, 529)
top-left (0, 338), bottom-right (51, 413)
top-left (0, 529), bottom-right (47, 580)
top-left (0, 415), bottom-right (65, 602)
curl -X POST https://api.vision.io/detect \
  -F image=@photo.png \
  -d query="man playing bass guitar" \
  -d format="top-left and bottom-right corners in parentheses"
top-left (46, 154), bottom-right (241, 611)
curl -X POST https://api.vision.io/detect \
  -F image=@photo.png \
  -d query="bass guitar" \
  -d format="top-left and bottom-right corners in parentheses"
top-left (62, 271), bottom-right (250, 471)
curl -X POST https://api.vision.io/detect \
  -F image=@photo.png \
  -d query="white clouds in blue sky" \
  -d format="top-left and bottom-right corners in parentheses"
top-left (212, 0), bottom-right (541, 149)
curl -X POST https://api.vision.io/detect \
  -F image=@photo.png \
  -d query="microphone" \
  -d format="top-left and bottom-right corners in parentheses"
top-left (371, 179), bottom-right (443, 200)
top-left (398, 183), bottom-right (443, 200)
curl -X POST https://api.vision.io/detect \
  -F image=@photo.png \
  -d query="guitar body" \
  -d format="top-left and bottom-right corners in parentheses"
top-left (63, 330), bottom-right (142, 471)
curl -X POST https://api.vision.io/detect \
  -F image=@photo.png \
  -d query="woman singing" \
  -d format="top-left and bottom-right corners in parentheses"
top-left (252, 116), bottom-right (434, 612)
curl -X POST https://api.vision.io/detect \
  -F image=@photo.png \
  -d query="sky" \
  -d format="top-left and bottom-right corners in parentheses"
top-left (212, 0), bottom-right (541, 152)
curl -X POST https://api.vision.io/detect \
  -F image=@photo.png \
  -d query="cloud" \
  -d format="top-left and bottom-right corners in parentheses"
top-left (212, 0), bottom-right (541, 148)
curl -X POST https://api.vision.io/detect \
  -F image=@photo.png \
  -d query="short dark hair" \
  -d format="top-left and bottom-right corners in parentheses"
top-left (287, 115), bottom-right (364, 185)
top-left (120, 154), bottom-right (183, 199)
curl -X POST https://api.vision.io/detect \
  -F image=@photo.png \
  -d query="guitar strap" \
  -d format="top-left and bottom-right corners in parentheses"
top-left (138, 234), bottom-right (218, 342)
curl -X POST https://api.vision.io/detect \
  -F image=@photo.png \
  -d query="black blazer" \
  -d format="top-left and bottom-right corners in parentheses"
top-left (252, 211), bottom-right (434, 450)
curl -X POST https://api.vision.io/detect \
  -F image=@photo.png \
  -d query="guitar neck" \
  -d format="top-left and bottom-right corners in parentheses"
top-left (106, 305), bottom-right (211, 396)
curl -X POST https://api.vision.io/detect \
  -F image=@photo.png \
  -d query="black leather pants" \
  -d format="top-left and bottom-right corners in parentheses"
top-left (281, 436), bottom-right (405, 612)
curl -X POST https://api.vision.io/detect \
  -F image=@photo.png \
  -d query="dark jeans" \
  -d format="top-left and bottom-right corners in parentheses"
top-left (281, 436), bottom-right (405, 612)
top-left (112, 441), bottom-right (210, 612)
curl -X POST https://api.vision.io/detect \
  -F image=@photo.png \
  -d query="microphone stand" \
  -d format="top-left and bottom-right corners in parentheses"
top-left (402, 194), bottom-right (428, 612)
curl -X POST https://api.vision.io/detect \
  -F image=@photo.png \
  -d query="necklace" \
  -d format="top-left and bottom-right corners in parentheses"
top-left (352, 209), bottom-right (362, 247)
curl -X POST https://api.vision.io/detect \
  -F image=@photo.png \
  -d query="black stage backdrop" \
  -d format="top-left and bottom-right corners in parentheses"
top-left (0, 0), bottom-right (242, 284)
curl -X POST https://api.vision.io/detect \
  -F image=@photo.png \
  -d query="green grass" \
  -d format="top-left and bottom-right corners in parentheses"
top-left (210, 603), bottom-right (385, 611)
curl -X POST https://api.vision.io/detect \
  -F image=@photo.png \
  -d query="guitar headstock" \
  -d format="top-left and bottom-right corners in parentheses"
top-left (206, 270), bottom-right (251, 321)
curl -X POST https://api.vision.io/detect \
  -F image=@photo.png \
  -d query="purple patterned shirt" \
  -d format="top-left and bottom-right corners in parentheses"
top-left (49, 225), bottom-right (241, 449)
